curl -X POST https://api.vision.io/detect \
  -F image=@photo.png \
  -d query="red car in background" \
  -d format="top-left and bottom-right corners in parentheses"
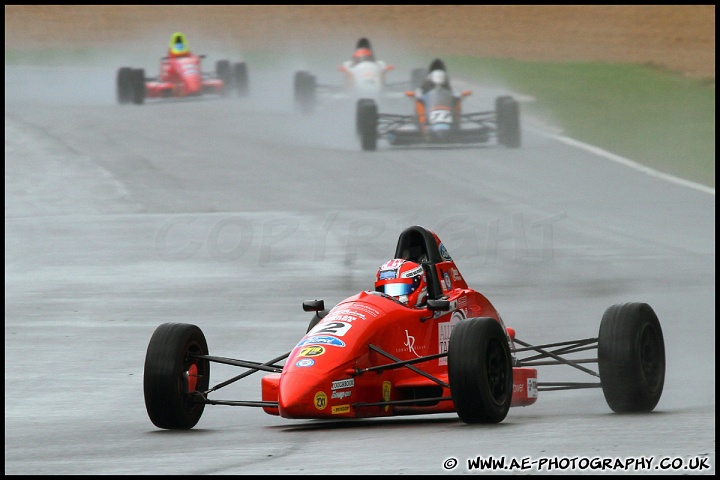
top-left (116, 53), bottom-right (248, 105)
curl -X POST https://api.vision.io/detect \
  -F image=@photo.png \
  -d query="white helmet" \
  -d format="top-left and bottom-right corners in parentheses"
top-left (429, 69), bottom-right (447, 86)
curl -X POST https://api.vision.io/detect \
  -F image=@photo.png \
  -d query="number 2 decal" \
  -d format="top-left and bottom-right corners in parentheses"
top-left (314, 321), bottom-right (352, 337)
top-left (429, 109), bottom-right (452, 124)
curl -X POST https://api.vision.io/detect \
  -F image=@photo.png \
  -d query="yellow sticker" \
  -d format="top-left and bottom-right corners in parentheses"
top-left (299, 346), bottom-right (326, 357)
top-left (331, 404), bottom-right (351, 414)
top-left (382, 381), bottom-right (391, 412)
top-left (314, 391), bottom-right (327, 410)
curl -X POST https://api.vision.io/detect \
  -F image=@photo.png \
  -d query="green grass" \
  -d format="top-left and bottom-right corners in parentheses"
top-left (447, 56), bottom-right (715, 188)
top-left (6, 48), bottom-right (715, 188)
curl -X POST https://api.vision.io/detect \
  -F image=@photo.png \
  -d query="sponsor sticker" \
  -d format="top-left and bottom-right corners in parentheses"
top-left (331, 390), bottom-right (351, 399)
top-left (295, 358), bottom-right (315, 368)
top-left (379, 269), bottom-right (397, 280)
top-left (331, 404), bottom-right (351, 414)
top-left (439, 243), bottom-right (452, 260)
top-left (401, 266), bottom-right (423, 278)
top-left (297, 336), bottom-right (346, 348)
top-left (332, 378), bottom-right (355, 390)
top-left (314, 391), bottom-right (328, 410)
top-left (299, 346), bottom-right (325, 357)
top-left (382, 381), bottom-right (392, 412)
top-left (528, 378), bottom-right (538, 398)
top-left (438, 311), bottom-right (464, 366)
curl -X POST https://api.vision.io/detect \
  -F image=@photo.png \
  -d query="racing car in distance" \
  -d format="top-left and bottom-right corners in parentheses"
top-left (116, 55), bottom-right (249, 105)
top-left (356, 86), bottom-right (521, 151)
top-left (293, 37), bottom-right (423, 114)
top-left (143, 225), bottom-right (666, 430)
top-left (355, 58), bottom-right (521, 151)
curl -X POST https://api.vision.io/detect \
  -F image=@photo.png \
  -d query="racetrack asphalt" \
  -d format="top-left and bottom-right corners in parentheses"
top-left (4, 61), bottom-right (715, 475)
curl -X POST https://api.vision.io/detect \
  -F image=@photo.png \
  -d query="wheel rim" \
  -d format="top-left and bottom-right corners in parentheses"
top-left (486, 338), bottom-right (510, 404)
top-left (185, 363), bottom-right (199, 393)
top-left (639, 324), bottom-right (663, 389)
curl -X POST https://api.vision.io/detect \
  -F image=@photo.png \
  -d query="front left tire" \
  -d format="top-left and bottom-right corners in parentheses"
top-left (448, 317), bottom-right (513, 424)
top-left (144, 323), bottom-right (210, 429)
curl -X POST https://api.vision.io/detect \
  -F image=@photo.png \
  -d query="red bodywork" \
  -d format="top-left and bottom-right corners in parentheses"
top-left (145, 54), bottom-right (224, 99)
top-left (260, 228), bottom-right (537, 419)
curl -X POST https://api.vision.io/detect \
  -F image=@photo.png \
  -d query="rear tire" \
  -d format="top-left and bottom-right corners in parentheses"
top-left (357, 99), bottom-right (378, 151)
top-left (216, 60), bottom-right (231, 97)
top-left (130, 68), bottom-right (145, 105)
top-left (233, 62), bottom-right (249, 96)
top-left (143, 323), bottom-right (209, 429)
top-left (496, 96), bottom-right (520, 148)
top-left (116, 67), bottom-right (132, 104)
top-left (598, 302), bottom-right (665, 413)
top-left (448, 317), bottom-right (512, 424)
top-left (294, 70), bottom-right (316, 114)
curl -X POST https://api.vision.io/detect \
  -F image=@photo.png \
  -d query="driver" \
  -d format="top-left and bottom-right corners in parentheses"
top-left (351, 37), bottom-right (376, 64)
top-left (419, 58), bottom-right (452, 94)
top-left (374, 259), bottom-right (428, 307)
top-left (168, 32), bottom-right (191, 58)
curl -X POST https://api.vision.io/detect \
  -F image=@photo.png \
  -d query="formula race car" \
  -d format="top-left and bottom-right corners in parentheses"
top-left (293, 38), bottom-right (420, 114)
top-left (143, 225), bottom-right (666, 430)
top-left (355, 86), bottom-right (521, 151)
top-left (116, 55), bottom-right (249, 105)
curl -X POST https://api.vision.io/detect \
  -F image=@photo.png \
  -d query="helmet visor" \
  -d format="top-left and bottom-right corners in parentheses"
top-left (379, 282), bottom-right (415, 297)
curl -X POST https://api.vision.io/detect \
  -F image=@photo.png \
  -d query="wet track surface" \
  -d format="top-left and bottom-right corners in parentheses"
top-left (4, 64), bottom-right (715, 475)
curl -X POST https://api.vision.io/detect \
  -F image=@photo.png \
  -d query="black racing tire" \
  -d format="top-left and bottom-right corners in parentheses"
top-left (355, 98), bottom-right (376, 135)
top-left (294, 70), bottom-right (316, 114)
top-left (598, 302), bottom-right (665, 413)
top-left (448, 317), bottom-right (513, 424)
top-left (216, 60), bottom-right (231, 97)
top-left (130, 68), bottom-right (146, 105)
top-left (143, 323), bottom-right (210, 430)
top-left (232, 62), bottom-right (249, 96)
top-left (496, 95), bottom-right (520, 148)
top-left (411, 67), bottom-right (426, 89)
top-left (116, 67), bottom-right (133, 104)
top-left (357, 99), bottom-right (378, 151)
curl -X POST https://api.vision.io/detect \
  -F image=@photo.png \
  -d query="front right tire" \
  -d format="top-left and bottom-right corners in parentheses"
top-left (598, 302), bottom-right (665, 413)
top-left (357, 99), bottom-right (378, 151)
top-left (496, 95), bottom-right (520, 148)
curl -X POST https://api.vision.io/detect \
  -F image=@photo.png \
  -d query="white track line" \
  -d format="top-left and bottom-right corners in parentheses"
top-left (547, 132), bottom-right (715, 196)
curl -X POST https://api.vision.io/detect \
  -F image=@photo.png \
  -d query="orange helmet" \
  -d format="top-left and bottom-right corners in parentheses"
top-left (375, 259), bottom-right (427, 307)
top-left (353, 48), bottom-right (374, 63)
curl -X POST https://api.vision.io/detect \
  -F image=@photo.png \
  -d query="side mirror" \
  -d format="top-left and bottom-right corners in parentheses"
top-left (303, 300), bottom-right (325, 312)
top-left (426, 299), bottom-right (450, 312)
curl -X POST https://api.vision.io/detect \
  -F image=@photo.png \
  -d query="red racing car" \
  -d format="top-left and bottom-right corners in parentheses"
top-left (143, 225), bottom-right (666, 429)
top-left (116, 53), bottom-right (248, 105)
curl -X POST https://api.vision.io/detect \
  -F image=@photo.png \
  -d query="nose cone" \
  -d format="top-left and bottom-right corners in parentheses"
top-left (278, 369), bottom-right (329, 418)
top-left (184, 72), bottom-right (201, 94)
top-left (430, 123), bottom-right (452, 141)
